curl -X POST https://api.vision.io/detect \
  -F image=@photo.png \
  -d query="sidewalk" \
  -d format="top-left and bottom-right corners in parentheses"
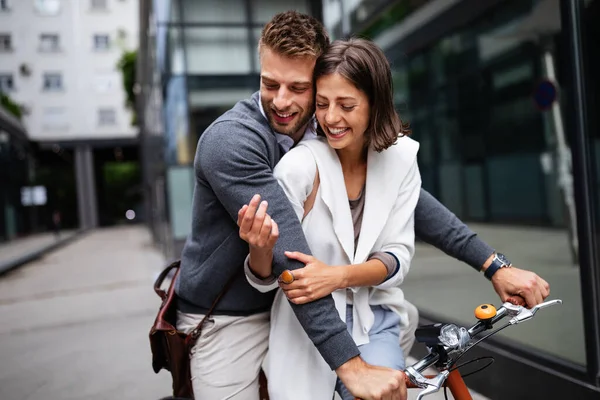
top-left (0, 230), bottom-right (79, 275)
top-left (0, 225), bottom-right (170, 400)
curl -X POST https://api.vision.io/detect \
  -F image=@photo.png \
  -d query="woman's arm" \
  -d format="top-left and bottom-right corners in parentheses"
top-left (280, 158), bottom-right (422, 304)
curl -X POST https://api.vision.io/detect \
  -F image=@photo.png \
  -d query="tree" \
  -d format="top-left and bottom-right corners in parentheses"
top-left (1, 93), bottom-right (23, 120)
top-left (116, 50), bottom-right (137, 125)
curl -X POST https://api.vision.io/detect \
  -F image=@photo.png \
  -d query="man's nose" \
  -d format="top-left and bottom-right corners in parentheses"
top-left (272, 88), bottom-right (292, 110)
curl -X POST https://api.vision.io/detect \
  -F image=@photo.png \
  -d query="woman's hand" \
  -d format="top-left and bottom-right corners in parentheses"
top-left (280, 251), bottom-right (345, 304)
top-left (238, 194), bottom-right (279, 279)
top-left (237, 194), bottom-right (279, 251)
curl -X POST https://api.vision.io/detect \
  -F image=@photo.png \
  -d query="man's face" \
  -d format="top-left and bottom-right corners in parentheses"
top-left (259, 47), bottom-right (316, 140)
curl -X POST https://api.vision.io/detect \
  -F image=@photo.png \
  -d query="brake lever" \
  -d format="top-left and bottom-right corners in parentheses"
top-left (509, 299), bottom-right (562, 325)
top-left (405, 367), bottom-right (450, 400)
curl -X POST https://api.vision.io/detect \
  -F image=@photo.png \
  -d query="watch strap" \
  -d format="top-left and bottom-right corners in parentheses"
top-left (484, 254), bottom-right (510, 280)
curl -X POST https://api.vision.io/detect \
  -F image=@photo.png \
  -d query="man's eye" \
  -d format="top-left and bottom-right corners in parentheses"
top-left (264, 83), bottom-right (278, 89)
top-left (292, 87), bottom-right (309, 93)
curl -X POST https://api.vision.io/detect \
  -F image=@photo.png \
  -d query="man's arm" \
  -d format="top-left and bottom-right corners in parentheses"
top-left (197, 123), bottom-right (359, 369)
top-left (415, 188), bottom-right (550, 307)
top-left (414, 188), bottom-right (494, 270)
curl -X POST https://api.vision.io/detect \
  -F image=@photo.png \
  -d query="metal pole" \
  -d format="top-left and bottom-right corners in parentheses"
top-left (560, 0), bottom-right (600, 385)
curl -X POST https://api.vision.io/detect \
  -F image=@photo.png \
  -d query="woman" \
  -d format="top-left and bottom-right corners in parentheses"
top-left (239, 38), bottom-right (421, 400)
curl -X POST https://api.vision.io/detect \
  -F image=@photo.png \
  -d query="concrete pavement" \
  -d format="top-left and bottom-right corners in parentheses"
top-left (0, 226), bottom-right (171, 400)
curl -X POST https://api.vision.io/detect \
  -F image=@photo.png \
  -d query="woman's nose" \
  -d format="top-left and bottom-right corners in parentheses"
top-left (325, 107), bottom-right (341, 124)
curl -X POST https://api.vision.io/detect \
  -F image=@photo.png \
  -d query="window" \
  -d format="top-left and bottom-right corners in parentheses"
top-left (0, 34), bottom-right (12, 51)
top-left (90, 0), bottom-right (107, 10)
top-left (34, 0), bottom-right (61, 15)
top-left (94, 74), bottom-right (115, 93)
top-left (42, 107), bottom-right (67, 129)
top-left (98, 108), bottom-right (116, 125)
top-left (43, 73), bottom-right (63, 91)
top-left (0, 0), bottom-right (11, 11)
top-left (39, 34), bottom-right (60, 52)
top-left (0, 73), bottom-right (14, 92)
top-left (93, 34), bottom-right (110, 50)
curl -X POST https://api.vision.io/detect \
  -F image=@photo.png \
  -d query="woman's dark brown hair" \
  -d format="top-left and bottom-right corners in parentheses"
top-left (314, 38), bottom-right (410, 152)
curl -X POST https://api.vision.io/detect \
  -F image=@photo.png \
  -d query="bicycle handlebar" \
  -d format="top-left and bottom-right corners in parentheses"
top-left (405, 298), bottom-right (562, 399)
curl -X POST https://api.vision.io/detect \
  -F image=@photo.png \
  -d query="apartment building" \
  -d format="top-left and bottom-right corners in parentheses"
top-left (0, 0), bottom-right (139, 232)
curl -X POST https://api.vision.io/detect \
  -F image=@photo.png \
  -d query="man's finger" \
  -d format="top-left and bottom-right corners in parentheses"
top-left (534, 284), bottom-right (544, 306)
top-left (284, 251), bottom-right (313, 265)
top-left (539, 276), bottom-right (550, 299)
top-left (519, 288), bottom-right (537, 309)
top-left (506, 295), bottom-right (526, 306)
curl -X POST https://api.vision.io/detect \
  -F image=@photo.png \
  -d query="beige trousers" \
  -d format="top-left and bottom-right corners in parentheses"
top-left (176, 310), bottom-right (270, 400)
top-left (176, 301), bottom-right (417, 400)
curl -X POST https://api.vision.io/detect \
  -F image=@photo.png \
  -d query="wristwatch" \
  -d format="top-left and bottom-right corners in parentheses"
top-left (484, 253), bottom-right (512, 281)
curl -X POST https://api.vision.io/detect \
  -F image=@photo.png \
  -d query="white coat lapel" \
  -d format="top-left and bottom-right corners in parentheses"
top-left (300, 139), bottom-right (355, 263)
top-left (354, 137), bottom-right (419, 263)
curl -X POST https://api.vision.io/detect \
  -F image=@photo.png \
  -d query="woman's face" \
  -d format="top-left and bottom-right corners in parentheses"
top-left (315, 72), bottom-right (370, 154)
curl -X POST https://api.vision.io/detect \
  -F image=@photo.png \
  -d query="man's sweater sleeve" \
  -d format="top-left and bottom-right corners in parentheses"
top-left (414, 188), bottom-right (495, 270)
top-left (197, 123), bottom-right (359, 370)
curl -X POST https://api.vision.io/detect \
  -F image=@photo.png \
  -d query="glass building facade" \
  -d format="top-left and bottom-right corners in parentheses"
top-left (322, 0), bottom-right (599, 397)
top-left (139, 0), bottom-right (600, 397)
top-left (0, 109), bottom-right (35, 243)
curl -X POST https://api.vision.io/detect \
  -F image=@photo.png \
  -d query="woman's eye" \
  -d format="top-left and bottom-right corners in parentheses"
top-left (341, 105), bottom-right (355, 111)
top-left (316, 103), bottom-right (328, 109)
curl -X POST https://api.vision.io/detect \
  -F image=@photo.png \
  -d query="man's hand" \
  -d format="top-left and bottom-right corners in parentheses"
top-left (336, 356), bottom-right (407, 400)
top-left (279, 251), bottom-right (343, 304)
top-left (491, 266), bottom-right (550, 308)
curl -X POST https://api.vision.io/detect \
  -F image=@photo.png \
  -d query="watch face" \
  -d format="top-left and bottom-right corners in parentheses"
top-left (496, 253), bottom-right (510, 266)
top-left (35, 0), bottom-right (61, 15)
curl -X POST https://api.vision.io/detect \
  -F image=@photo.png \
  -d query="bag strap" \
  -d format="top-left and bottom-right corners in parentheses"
top-left (188, 274), bottom-right (236, 341)
top-left (154, 260), bottom-right (180, 300)
top-left (153, 259), bottom-right (237, 343)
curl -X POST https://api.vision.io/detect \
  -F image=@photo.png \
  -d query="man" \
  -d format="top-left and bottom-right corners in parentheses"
top-left (175, 11), bottom-right (549, 400)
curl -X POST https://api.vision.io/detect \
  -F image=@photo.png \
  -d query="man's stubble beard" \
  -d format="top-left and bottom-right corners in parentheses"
top-left (262, 98), bottom-right (315, 138)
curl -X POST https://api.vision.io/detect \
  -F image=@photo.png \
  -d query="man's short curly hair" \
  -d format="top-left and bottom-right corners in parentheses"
top-left (259, 11), bottom-right (330, 59)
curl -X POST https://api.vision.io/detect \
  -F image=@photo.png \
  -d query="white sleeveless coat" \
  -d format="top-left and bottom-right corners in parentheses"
top-left (246, 136), bottom-right (421, 399)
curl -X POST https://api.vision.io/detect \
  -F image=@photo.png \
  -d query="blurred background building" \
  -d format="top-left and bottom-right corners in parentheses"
top-left (138, 0), bottom-right (600, 398)
top-left (0, 0), bottom-right (141, 245)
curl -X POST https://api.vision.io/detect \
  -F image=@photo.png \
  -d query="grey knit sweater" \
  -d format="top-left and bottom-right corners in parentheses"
top-left (176, 92), bottom-right (494, 370)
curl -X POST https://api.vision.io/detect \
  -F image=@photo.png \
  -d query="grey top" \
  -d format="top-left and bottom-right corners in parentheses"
top-left (175, 92), bottom-right (494, 371)
top-left (349, 186), bottom-right (397, 278)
